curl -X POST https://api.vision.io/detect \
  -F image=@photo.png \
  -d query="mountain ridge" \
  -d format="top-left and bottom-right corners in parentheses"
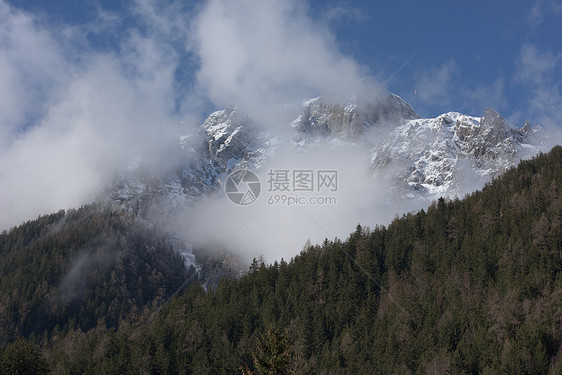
top-left (106, 94), bottom-right (541, 209)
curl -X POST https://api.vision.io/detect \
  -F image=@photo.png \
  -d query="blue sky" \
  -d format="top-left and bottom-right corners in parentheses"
top-left (310, 0), bottom-right (562, 122)
top-left (6, 0), bottom-right (562, 126)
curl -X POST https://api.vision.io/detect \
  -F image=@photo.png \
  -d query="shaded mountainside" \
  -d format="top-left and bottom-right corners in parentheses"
top-left (2, 145), bottom-right (558, 374)
top-left (0, 204), bottom-right (196, 346)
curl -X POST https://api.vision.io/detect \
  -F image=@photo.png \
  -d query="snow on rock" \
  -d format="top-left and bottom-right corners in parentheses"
top-left (103, 94), bottom-right (543, 268)
top-left (371, 108), bottom-right (539, 198)
top-left (107, 96), bottom-right (541, 207)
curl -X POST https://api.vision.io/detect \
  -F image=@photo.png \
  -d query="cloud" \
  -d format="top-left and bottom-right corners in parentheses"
top-left (414, 61), bottom-right (505, 117)
top-left (461, 78), bottom-right (506, 115)
top-left (528, 0), bottom-right (562, 29)
top-left (322, 3), bottom-right (369, 26)
top-left (164, 0), bottom-right (403, 262)
top-left (515, 44), bottom-right (560, 85)
top-left (0, 1), bottom-right (70, 145)
top-left (514, 44), bottom-right (562, 131)
top-left (0, 0), bottom-right (192, 230)
top-left (414, 60), bottom-right (458, 108)
top-left (191, 0), bottom-right (373, 124)
top-left (177, 142), bottom-right (404, 263)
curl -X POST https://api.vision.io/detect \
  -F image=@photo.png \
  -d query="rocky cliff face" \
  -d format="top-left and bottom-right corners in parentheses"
top-left (106, 94), bottom-right (540, 210)
top-left (370, 108), bottom-right (537, 196)
top-left (291, 94), bottom-right (419, 141)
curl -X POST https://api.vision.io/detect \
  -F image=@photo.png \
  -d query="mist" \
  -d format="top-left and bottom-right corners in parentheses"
top-left (0, 0), bottom-right (191, 230)
top-left (176, 0), bottom-right (398, 262)
top-left (1, 0), bottom-right (559, 267)
top-left (192, 0), bottom-right (374, 125)
top-left (174, 141), bottom-right (396, 263)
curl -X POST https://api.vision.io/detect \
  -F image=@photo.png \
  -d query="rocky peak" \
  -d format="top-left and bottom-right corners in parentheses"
top-left (202, 108), bottom-right (259, 171)
top-left (478, 108), bottom-right (513, 145)
top-left (374, 93), bottom-right (420, 123)
top-left (107, 95), bottom-right (542, 214)
top-left (291, 94), bottom-right (420, 140)
top-left (371, 108), bottom-right (539, 197)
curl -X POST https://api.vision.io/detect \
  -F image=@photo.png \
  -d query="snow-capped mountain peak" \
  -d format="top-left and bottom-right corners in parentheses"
top-left (371, 107), bottom-right (538, 197)
top-left (106, 94), bottom-right (541, 210)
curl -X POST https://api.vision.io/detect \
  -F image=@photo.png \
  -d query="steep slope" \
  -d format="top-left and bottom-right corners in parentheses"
top-left (0, 203), bottom-right (196, 345)
top-left (32, 145), bottom-right (562, 374)
top-left (371, 108), bottom-right (538, 196)
top-left (106, 94), bottom-right (539, 210)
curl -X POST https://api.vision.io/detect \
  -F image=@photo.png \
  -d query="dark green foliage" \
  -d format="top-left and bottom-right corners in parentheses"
top-left (1, 145), bottom-right (561, 374)
top-left (0, 339), bottom-right (49, 374)
top-left (241, 329), bottom-right (296, 375)
top-left (0, 203), bottom-right (195, 346)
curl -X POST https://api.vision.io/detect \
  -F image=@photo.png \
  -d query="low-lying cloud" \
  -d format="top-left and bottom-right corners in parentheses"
top-left (178, 142), bottom-right (405, 263)
top-left (178, 0), bottom-right (398, 262)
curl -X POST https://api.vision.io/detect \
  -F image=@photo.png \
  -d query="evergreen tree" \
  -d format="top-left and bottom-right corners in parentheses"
top-left (242, 329), bottom-right (296, 375)
top-left (0, 339), bottom-right (50, 375)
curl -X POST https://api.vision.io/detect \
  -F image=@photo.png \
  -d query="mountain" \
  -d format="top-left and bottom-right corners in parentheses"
top-left (371, 107), bottom-right (539, 196)
top-left (290, 93), bottom-right (419, 140)
top-left (95, 94), bottom-right (545, 286)
top-left (5, 145), bottom-right (559, 374)
top-left (107, 94), bottom-right (540, 210)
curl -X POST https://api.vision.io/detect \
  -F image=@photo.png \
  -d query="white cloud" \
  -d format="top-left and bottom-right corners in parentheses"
top-left (514, 44), bottom-right (562, 131)
top-left (414, 61), bottom-right (505, 117)
top-left (191, 0), bottom-right (372, 125)
top-left (322, 4), bottom-right (368, 26)
top-left (0, 0), bottom-right (191, 230)
top-left (0, 1), bottom-right (70, 145)
top-left (168, 0), bottom-right (402, 261)
top-left (516, 44), bottom-right (560, 85)
top-left (177, 143), bottom-right (403, 263)
top-left (415, 60), bottom-right (458, 107)
top-left (528, 0), bottom-right (562, 29)
top-left (461, 78), bottom-right (506, 115)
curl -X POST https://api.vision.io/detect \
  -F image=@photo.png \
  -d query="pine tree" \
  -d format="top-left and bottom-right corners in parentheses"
top-left (241, 329), bottom-right (296, 375)
top-left (0, 339), bottom-right (50, 375)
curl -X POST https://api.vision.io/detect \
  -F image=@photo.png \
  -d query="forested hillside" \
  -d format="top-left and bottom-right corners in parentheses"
top-left (1, 146), bottom-right (561, 374)
top-left (0, 204), bottom-right (195, 347)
